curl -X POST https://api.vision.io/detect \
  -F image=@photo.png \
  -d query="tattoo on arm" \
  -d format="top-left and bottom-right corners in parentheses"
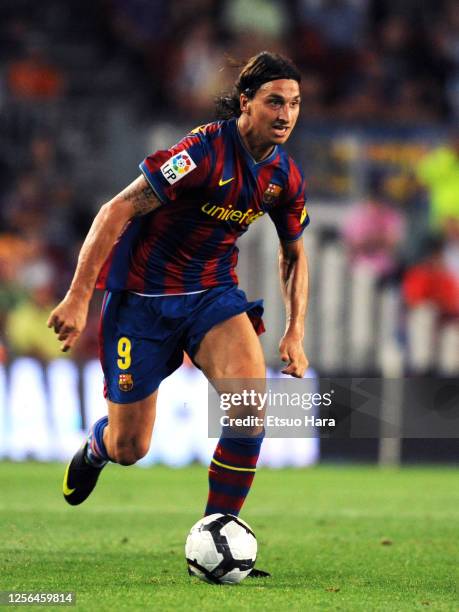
top-left (132, 183), bottom-right (157, 216)
top-left (119, 176), bottom-right (161, 217)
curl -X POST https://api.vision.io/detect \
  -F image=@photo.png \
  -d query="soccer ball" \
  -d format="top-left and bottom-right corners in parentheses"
top-left (185, 513), bottom-right (257, 584)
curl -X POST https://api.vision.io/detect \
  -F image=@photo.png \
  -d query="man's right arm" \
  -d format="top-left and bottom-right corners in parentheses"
top-left (47, 174), bottom-right (161, 352)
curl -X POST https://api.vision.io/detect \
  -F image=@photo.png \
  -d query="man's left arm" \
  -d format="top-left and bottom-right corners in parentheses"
top-left (278, 238), bottom-right (309, 377)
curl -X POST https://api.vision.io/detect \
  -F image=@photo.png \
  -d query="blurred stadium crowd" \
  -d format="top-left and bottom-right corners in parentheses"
top-left (0, 0), bottom-right (459, 371)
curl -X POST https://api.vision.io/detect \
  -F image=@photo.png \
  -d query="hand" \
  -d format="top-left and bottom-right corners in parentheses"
top-left (47, 293), bottom-right (89, 352)
top-left (279, 333), bottom-right (309, 378)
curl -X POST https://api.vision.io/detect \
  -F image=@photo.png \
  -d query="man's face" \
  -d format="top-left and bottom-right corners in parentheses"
top-left (240, 79), bottom-right (301, 146)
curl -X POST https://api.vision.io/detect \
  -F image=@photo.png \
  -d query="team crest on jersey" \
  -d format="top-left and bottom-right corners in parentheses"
top-left (263, 183), bottom-right (283, 207)
top-left (160, 151), bottom-right (197, 185)
top-left (119, 373), bottom-right (134, 392)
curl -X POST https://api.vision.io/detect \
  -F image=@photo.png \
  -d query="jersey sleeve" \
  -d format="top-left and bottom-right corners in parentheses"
top-left (269, 161), bottom-right (310, 242)
top-left (139, 131), bottom-right (210, 204)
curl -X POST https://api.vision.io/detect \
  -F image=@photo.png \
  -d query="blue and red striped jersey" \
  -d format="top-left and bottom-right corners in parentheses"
top-left (97, 118), bottom-right (309, 294)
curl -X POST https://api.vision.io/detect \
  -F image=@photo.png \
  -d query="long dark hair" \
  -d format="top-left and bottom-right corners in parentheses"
top-left (215, 51), bottom-right (301, 120)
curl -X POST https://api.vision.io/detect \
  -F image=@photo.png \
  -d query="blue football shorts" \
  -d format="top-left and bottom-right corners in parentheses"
top-left (98, 285), bottom-right (265, 404)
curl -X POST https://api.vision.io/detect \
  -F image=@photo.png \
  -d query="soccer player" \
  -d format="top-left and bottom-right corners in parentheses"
top-left (48, 51), bottom-right (310, 577)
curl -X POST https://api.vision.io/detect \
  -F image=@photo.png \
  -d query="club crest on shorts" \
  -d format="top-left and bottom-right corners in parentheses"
top-left (118, 373), bottom-right (134, 392)
top-left (262, 183), bottom-right (282, 207)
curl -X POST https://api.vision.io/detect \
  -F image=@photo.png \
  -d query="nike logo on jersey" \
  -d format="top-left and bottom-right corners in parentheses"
top-left (218, 177), bottom-right (235, 187)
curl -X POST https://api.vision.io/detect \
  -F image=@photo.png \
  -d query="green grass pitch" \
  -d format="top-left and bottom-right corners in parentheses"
top-left (0, 462), bottom-right (457, 611)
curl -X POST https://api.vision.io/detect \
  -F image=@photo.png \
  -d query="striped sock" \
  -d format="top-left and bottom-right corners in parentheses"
top-left (85, 416), bottom-right (110, 467)
top-left (205, 430), bottom-right (264, 516)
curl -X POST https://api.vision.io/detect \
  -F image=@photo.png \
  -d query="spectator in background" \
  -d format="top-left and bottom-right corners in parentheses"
top-left (376, 16), bottom-right (417, 93)
top-left (389, 78), bottom-right (439, 124)
top-left (442, 217), bottom-right (459, 281)
top-left (297, 72), bottom-right (327, 120)
top-left (342, 171), bottom-right (405, 278)
top-left (336, 49), bottom-right (387, 122)
top-left (28, 134), bottom-right (61, 189)
top-left (7, 40), bottom-right (65, 101)
top-left (1, 174), bottom-right (48, 238)
top-left (4, 240), bottom-right (64, 361)
top-left (396, 170), bottom-right (431, 266)
top-left (295, 0), bottom-right (365, 90)
top-left (402, 235), bottom-right (459, 318)
top-left (2, 236), bottom-right (100, 362)
top-left (0, 235), bottom-right (29, 363)
top-left (297, 0), bottom-right (366, 52)
top-left (417, 127), bottom-right (459, 232)
top-left (433, 0), bottom-right (459, 120)
top-left (339, 13), bottom-right (442, 123)
top-left (169, 19), bottom-right (225, 118)
top-left (5, 279), bottom-right (64, 361)
top-left (223, 0), bottom-right (288, 41)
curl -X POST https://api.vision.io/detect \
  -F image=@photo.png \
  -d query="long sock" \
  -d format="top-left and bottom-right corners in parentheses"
top-left (205, 429), bottom-right (264, 516)
top-left (85, 416), bottom-right (110, 467)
